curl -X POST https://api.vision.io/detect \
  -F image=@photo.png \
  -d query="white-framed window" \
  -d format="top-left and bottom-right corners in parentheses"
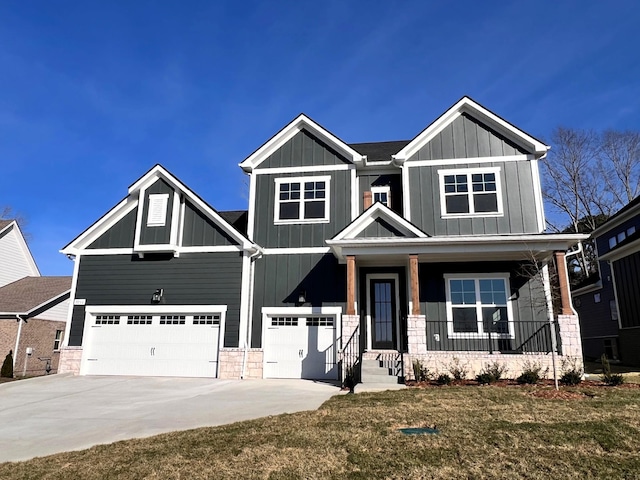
top-left (438, 167), bottom-right (503, 217)
top-left (53, 329), bottom-right (63, 350)
top-left (274, 176), bottom-right (330, 224)
top-left (371, 186), bottom-right (391, 208)
top-left (445, 274), bottom-right (514, 338)
top-left (147, 194), bottom-right (169, 227)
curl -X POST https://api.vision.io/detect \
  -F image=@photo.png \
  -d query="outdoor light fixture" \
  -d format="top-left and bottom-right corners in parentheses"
top-left (297, 290), bottom-right (306, 305)
top-left (151, 288), bottom-right (164, 304)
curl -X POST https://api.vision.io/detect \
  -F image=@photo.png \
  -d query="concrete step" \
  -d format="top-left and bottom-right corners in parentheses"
top-left (354, 383), bottom-right (406, 393)
top-left (360, 359), bottom-right (403, 384)
top-left (360, 372), bottom-right (403, 384)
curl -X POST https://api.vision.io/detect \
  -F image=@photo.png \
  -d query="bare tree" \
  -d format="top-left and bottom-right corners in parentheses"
top-left (0, 206), bottom-right (30, 239)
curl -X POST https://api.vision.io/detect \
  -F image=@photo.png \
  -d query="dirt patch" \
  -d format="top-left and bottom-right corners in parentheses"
top-left (528, 389), bottom-right (590, 400)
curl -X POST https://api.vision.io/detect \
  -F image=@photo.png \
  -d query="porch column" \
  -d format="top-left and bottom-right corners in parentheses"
top-left (409, 254), bottom-right (420, 315)
top-left (554, 250), bottom-right (573, 315)
top-left (363, 191), bottom-right (373, 210)
top-left (347, 255), bottom-right (356, 315)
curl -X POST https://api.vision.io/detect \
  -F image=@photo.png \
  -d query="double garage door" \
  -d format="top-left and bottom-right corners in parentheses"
top-left (82, 312), bottom-right (222, 378)
top-left (264, 314), bottom-right (337, 380)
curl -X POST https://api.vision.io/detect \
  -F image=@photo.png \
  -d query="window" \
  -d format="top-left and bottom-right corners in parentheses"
top-left (371, 186), bottom-right (391, 208)
top-left (609, 236), bottom-right (617, 249)
top-left (610, 300), bottom-right (618, 322)
top-left (272, 317), bottom-right (298, 326)
top-left (445, 275), bottom-right (513, 338)
top-left (274, 176), bottom-right (330, 224)
top-left (53, 330), bottom-right (63, 350)
top-left (439, 167), bottom-right (503, 217)
top-left (628, 226), bottom-right (636, 236)
top-left (147, 194), bottom-right (169, 227)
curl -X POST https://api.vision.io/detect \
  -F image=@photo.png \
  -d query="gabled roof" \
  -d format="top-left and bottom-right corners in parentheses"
top-left (0, 276), bottom-right (71, 317)
top-left (62, 165), bottom-right (257, 254)
top-left (0, 219), bottom-right (40, 278)
top-left (349, 141), bottom-right (411, 163)
top-left (392, 96), bottom-right (549, 165)
top-left (329, 202), bottom-right (429, 242)
top-left (239, 114), bottom-right (365, 172)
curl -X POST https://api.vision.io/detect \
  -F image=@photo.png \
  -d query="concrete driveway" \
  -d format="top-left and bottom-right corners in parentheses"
top-left (0, 374), bottom-right (340, 463)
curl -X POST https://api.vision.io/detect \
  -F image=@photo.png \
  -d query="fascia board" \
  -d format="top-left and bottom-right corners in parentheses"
top-left (394, 97), bottom-right (549, 163)
top-left (239, 114), bottom-right (364, 172)
top-left (25, 290), bottom-right (71, 318)
top-left (331, 203), bottom-right (428, 241)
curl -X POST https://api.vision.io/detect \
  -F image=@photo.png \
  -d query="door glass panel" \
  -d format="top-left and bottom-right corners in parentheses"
top-left (371, 279), bottom-right (396, 349)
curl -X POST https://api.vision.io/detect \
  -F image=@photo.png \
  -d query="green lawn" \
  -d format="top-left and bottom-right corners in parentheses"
top-left (2, 385), bottom-right (640, 479)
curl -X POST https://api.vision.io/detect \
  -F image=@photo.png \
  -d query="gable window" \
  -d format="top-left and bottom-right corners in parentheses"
top-left (438, 167), bottom-right (503, 217)
top-left (147, 194), bottom-right (169, 227)
top-left (53, 330), bottom-right (63, 350)
top-left (445, 274), bottom-right (513, 338)
top-left (371, 186), bottom-right (391, 208)
top-left (274, 176), bottom-right (330, 224)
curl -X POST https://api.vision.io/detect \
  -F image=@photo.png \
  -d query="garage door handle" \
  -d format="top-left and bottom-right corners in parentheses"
top-left (299, 349), bottom-right (304, 358)
top-left (150, 347), bottom-right (156, 356)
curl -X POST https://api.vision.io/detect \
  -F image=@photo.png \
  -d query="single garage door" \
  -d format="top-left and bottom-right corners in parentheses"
top-left (264, 315), bottom-right (337, 380)
top-left (82, 313), bottom-right (221, 377)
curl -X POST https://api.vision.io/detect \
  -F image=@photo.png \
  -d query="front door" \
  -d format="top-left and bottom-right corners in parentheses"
top-left (369, 278), bottom-right (397, 349)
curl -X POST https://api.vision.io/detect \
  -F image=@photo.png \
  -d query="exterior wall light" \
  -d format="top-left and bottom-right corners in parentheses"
top-left (151, 288), bottom-right (164, 304)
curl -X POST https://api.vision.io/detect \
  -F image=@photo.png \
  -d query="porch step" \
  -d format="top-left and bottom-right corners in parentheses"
top-left (360, 359), bottom-right (404, 385)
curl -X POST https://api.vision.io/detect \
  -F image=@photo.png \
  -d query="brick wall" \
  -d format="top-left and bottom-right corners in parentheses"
top-left (0, 320), bottom-right (19, 368)
top-left (14, 318), bottom-right (66, 377)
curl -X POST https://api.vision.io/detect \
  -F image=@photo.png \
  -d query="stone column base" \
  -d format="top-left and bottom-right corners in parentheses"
top-left (218, 348), bottom-right (264, 379)
top-left (58, 346), bottom-right (83, 375)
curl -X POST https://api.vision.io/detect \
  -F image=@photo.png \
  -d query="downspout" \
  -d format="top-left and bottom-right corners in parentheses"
top-left (542, 265), bottom-right (559, 390)
top-left (241, 246), bottom-right (263, 379)
top-left (563, 242), bottom-right (584, 316)
top-left (13, 315), bottom-right (24, 370)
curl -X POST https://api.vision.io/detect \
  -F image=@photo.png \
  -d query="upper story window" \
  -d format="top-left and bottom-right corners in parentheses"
top-left (608, 225), bottom-right (637, 250)
top-left (147, 194), bottom-right (169, 227)
top-left (274, 176), bottom-right (330, 224)
top-left (371, 186), bottom-right (391, 208)
top-left (438, 167), bottom-right (503, 218)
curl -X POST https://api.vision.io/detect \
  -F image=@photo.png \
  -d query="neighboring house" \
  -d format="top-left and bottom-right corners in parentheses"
top-left (59, 97), bottom-right (587, 383)
top-left (573, 196), bottom-right (640, 366)
top-left (0, 219), bottom-right (71, 376)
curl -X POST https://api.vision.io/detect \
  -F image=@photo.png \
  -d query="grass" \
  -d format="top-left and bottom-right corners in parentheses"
top-left (2, 386), bottom-right (640, 479)
top-left (584, 361), bottom-right (640, 384)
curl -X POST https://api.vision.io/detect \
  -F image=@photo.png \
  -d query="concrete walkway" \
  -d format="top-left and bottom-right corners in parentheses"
top-left (0, 374), bottom-right (340, 463)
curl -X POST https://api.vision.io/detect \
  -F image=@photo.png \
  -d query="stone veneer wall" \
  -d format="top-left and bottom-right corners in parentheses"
top-left (218, 348), bottom-right (264, 379)
top-left (58, 346), bottom-right (83, 374)
top-left (339, 315), bottom-right (360, 381)
top-left (404, 315), bottom-right (584, 380)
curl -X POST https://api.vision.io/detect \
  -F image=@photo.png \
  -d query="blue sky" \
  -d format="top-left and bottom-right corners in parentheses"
top-left (2, 1), bottom-right (639, 276)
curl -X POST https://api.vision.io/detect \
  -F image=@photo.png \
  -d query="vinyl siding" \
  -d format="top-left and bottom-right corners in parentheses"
top-left (253, 170), bottom-right (351, 248)
top-left (251, 253), bottom-right (346, 347)
top-left (139, 179), bottom-right (174, 245)
top-left (256, 130), bottom-right (352, 169)
top-left (0, 225), bottom-right (38, 287)
top-left (182, 201), bottom-right (239, 246)
top-left (88, 208), bottom-right (137, 249)
top-left (408, 160), bottom-right (539, 235)
top-left (612, 251), bottom-right (640, 329)
top-left (69, 252), bottom-right (242, 347)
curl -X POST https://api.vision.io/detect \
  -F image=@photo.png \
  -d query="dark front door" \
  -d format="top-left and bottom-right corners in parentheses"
top-left (370, 279), bottom-right (397, 350)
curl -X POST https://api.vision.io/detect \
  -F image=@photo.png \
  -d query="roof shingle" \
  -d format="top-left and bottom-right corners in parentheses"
top-left (0, 276), bottom-right (71, 314)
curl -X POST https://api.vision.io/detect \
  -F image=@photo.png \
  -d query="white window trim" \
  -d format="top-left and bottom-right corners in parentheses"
top-left (438, 167), bottom-right (504, 218)
top-left (273, 175), bottom-right (331, 225)
top-left (444, 273), bottom-right (514, 339)
top-left (371, 186), bottom-right (391, 208)
top-left (53, 329), bottom-right (63, 351)
top-left (147, 194), bottom-right (170, 227)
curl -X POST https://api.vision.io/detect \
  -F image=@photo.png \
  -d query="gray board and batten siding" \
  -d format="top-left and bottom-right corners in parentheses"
top-left (408, 160), bottom-right (539, 236)
top-left (255, 130), bottom-right (352, 169)
top-left (251, 253), bottom-right (346, 347)
top-left (139, 179), bottom-right (175, 245)
top-left (418, 261), bottom-right (555, 353)
top-left (182, 201), bottom-right (239, 247)
top-left (357, 218), bottom-right (409, 238)
top-left (253, 171), bottom-right (352, 248)
top-left (358, 173), bottom-right (403, 215)
top-left (611, 251), bottom-right (640, 330)
top-left (88, 208), bottom-right (137, 249)
top-left (68, 253), bottom-right (243, 348)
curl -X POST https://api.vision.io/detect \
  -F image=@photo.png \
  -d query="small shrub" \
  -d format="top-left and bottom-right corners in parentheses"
top-left (517, 360), bottom-right (545, 385)
top-left (412, 359), bottom-right (431, 382)
top-left (560, 357), bottom-right (583, 386)
top-left (343, 365), bottom-right (356, 392)
top-left (476, 361), bottom-right (508, 384)
top-left (1, 350), bottom-right (13, 378)
top-left (436, 374), bottom-right (452, 385)
top-left (600, 354), bottom-right (624, 386)
top-left (447, 357), bottom-right (469, 380)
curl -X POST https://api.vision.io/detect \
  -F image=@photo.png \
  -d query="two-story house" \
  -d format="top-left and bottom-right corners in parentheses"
top-left (59, 97), bottom-right (587, 383)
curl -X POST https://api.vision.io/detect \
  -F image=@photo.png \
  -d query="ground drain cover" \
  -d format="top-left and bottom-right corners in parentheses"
top-left (399, 427), bottom-right (439, 435)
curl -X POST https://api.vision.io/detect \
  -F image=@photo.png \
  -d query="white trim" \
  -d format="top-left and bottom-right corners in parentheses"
top-left (176, 245), bottom-right (244, 253)
top-left (444, 273), bottom-right (515, 339)
top-left (86, 305), bottom-right (228, 314)
top-left (530, 159), bottom-right (546, 232)
top-left (262, 247), bottom-right (331, 255)
top-left (253, 164), bottom-right (353, 175)
top-left (405, 154), bottom-right (533, 168)
top-left (238, 252), bottom-right (251, 349)
top-left (247, 172), bottom-right (257, 240)
top-left (438, 166), bottom-right (504, 218)
top-left (75, 248), bottom-right (135, 255)
top-left (351, 167), bottom-right (358, 221)
top-left (261, 306), bottom-right (343, 315)
top-left (146, 194), bottom-right (169, 227)
top-left (62, 254), bottom-right (81, 348)
top-left (169, 191), bottom-right (181, 244)
top-left (401, 164), bottom-right (411, 221)
top-left (393, 97), bottom-right (549, 164)
top-left (239, 114), bottom-right (364, 172)
top-left (365, 273), bottom-right (401, 350)
top-left (371, 186), bottom-right (391, 208)
top-left (273, 175), bottom-right (331, 225)
top-left (133, 185), bottom-right (147, 248)
top-left (71, 245), bottom-right (245, 256)
top-left (177, 199), bottom-right (186, 248)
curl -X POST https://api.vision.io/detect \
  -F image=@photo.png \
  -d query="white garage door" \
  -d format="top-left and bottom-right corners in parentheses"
top-left (264, 315), bottom-right (337, 380)
top-left (82, 313), bottom-right (221, 377)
